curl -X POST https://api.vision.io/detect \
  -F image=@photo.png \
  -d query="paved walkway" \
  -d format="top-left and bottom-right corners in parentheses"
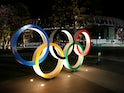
top-left (0, 59), bottom-right (124, 93)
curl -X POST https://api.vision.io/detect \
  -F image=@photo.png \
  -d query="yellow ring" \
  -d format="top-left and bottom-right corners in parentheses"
top-left (32, 43), bottom-right (64, 79)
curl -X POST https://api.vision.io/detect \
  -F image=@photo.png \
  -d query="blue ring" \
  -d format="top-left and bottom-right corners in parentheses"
top-left (11, 24), bottom-right (50, 66)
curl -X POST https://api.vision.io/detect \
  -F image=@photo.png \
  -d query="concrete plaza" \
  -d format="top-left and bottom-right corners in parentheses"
top-left (0, 47), bottom-right (124, 93)
top-left (0, 58), bottom-right (124, 93)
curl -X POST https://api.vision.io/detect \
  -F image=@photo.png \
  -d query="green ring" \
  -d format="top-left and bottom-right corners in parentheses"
top-left (65, 42), bottom-right (84, 71)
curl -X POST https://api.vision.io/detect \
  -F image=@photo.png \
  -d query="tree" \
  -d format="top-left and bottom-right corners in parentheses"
top-left (9, 2), bottom-right (32, 32)
top-left (0, 5), bottom-right (13, 49)
top-left (51, 0), bottom-right (71, 27)
top-left (50, 0), bottom-right (90, 33)
top-left (50, 0), bottom-right (104, 33)
top-left (0, 3), bottom-right (32, 49)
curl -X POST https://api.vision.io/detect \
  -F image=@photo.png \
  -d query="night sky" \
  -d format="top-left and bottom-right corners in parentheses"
top-left (0, 0), bottom-right (124, 20)
top-left (101, 0), bottom-right (124, 20)
top-left (0, 0), bottom-right (54, 18)
top-left (26, 0), bottom-right (54, 18)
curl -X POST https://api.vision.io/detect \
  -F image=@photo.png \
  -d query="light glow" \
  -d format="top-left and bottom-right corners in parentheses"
top-left (85, 69), bottom-right (88, 72)
top-left (67, 75), bottom-right (71, 78)
top-left (30, 79), bottom-right (34, 82)
top-left (40, 83), bottom-right (45, 87)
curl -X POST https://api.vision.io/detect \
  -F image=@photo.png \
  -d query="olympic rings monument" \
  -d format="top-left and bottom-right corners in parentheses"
top-left (11, 24), bottom-right (91, 79)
